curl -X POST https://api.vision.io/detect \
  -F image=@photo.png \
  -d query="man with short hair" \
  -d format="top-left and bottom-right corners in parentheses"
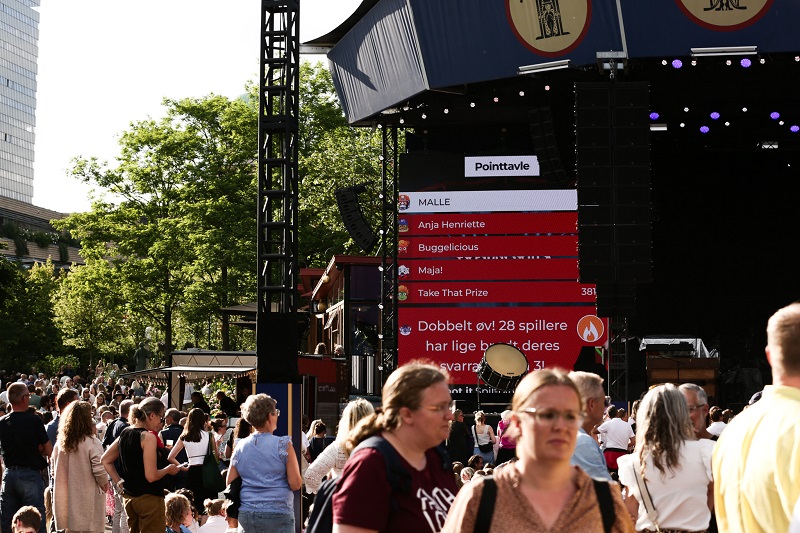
top-left (190, 391), bottom-right (210, 414)
top-left (0, 383), bottom-right (51, 533)
top-left (11, 505), bottom-right (40, 533)
top-left (679, 383), bottom-right (713, 440)
top-left (595, 405), bottom-right (634, 480)
top-left (215, 390), bottom-right (239, 418)
top-left (568, 371), bottom-right (611, 480)
top-left (714, 302), bottom-right (800, 532)
top-left (159, 408), bottom-right (188, 491)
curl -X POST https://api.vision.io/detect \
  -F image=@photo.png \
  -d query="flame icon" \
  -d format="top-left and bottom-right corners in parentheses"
top-left (577, 315), bottom-right (604, 343)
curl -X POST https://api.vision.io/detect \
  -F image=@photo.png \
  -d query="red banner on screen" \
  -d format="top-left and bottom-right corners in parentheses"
top-left (399, 212), bottom-right (578, 236)
top-left (397, 306), bottom-right (607, 384)
top-left (397, 281), bottom-right (596, 304)
top-left (397, 235), bottom-right (578, 258)
top-left (397, 258), bottom-right (579, 281)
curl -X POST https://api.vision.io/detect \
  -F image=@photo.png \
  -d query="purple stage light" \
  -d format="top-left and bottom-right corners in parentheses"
top-left (710, 112), bottom-right (720, 120)
top-left (770, 112), bottom-right (780, 120)
top-left (649, 112), bottom-right (660, 120)
top-left (791, 125), bottom-right (800, 133)
top-left (740, 58), bottom-right (752, 68)
top-left (672, 59), bottom-right (683, 69)
top-left (700, 126), bottom-right (710, 134)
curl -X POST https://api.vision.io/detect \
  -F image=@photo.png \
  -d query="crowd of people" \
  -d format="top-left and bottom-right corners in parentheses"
top-left (3, 300), bottom-right (800, 532)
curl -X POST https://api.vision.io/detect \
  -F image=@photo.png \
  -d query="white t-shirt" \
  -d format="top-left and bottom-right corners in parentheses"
top-left (597, 417), bottom-right (634, 450)
top-left (183, 382), bottom-right (195, 405)
top-left (707, 421), bottom-right (726, 436)
top-left (183, 432), bottom-right (211, 466)
top-left (618, 439), bottom-right (715, 532)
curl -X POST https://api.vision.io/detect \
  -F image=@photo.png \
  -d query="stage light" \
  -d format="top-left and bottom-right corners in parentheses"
top-left (443, 108), bottom-right (449, 114)
top-left (544, 85), bottom-right (551, 91)
top-left (792, 125), bottom-right (800, 133)
top-left (771, 112), bottom-right (780, 120)
top-left (684, 107), bottom-right (690, 112)
top-left (399, 118), bottom-right (404, 124)
top-left (672, 59), bottom-right (683, 69)
top-left (725, 121), bottom-right (730, 126)
top-left (740, 58), bottom-right (752, 68)
top-left (780, 121), bottom-right (785, 125)
top-left (795, 56), bottom-right (800, 62)
top-left (650, 124), bottom-right (668, 132)
top-left (710, 112), bottom-right (720, 120)
top-left (726, 60), bottom-right (732, 66)
top-left (759, 58), bottom-right (766, 64)
top-left (742, 107), bottom-right (748, 112)
top-left (518, 59), bottom-right (572, 74)
top-left (661, 60), bottom-right (668, 66)
top-left (421, 113), bottom-right (427, 119)
top-left (700, 126), bottom-right (710, 133)
top-left (691, 46), bottom-right (757, 57)
top-left (649, 112), bottom-right (660, 120)
top-left (680, 123), bottom-right (686, 128)
top-left (691, 60), bottom-right (697, 66)
top-left (519, 91), bottom-right (525, 96)
top-left (470, 102), bottom-right (475, 108)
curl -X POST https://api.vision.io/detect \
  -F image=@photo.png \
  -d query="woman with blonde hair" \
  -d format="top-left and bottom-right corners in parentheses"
top-left (52, 401), bottom-right (108, 533)
top-left (226, 394), bottom-right (301, 533)
top-left (303, 398), bottom-right (375, 492)
top-left (443, 368), bottom-right (634, 532)
top-left (331, 361), bottom-right (458, 532)
top-left (617, 384), bottom-right (714, 532)
top-left (472, 410), bottom-right (496, 465)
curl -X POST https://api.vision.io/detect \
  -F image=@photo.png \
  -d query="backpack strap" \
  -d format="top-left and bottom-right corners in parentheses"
top-left (592, 479), bottom-right (616, 533)
top-left (474, 477), bottom-right (497, 533)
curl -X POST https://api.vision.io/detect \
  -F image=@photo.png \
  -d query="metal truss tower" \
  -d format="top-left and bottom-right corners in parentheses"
top-left (256, 0), bottom-right (301, 382)
top-left (379, 126), bottom-right (399, 380)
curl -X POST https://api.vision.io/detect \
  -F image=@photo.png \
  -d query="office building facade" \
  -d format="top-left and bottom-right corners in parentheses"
top-left (0, 0), bottom-right (38, 203)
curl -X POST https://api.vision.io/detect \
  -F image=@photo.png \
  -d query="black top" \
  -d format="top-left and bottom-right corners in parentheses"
top-left (193, 398), bottom-right (211, 415)
top-left (0, 411), bottom-right (49, 470)
top-left (446, 420), bottom-right (472, 464)
top-left (118, 427), bottom-right (164, 497)
top-left (159, 424), bottom-right (187, 463)
top-left (218, 395), bottom-right (239, 417)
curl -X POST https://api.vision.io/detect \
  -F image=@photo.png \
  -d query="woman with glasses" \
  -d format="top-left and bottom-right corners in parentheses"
top-left (51, 401), bottom-right (108, 533)
top-left (225, 394), bottom-right (301, 533)
top-left (332, 361), bottom-right (458, 533)
top-left (167, 408), bottom-right (218, 517)
top-left (617, 384), bottom-right (714, 532)
top-left (102, 396), bottom-right (187, 532)
top-left (443, 368), bottom-right (634, 532)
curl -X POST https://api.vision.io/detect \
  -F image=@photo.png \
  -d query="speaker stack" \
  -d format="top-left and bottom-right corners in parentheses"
top-left (575, 82), bottom-right (652, 317)
top-left (335, 185), bottom-right (378, 253)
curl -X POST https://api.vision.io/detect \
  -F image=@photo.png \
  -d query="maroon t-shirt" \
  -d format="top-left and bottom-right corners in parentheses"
top-left (333, 445), bottom-right (458, 532)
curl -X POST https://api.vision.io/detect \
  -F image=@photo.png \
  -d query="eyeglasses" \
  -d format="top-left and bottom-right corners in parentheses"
top-left (517, 407), bottom-right (584, 428)
top-left (687, 404), bottom-right (707, 413)
top-left (422, 401), bottom-right (455, 414)
top-left (272, 409), bottom-right (281, 416)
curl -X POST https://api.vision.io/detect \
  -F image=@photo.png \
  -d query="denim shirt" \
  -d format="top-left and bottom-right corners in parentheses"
top-left (230, 432), bottom-right (293, 513)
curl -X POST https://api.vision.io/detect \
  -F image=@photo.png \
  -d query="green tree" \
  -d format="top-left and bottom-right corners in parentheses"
top-left (297, 62), bottom-right (385, 266)
top-left (54, 94), bottom-right (259, 355)
top-left (53, 259), bottom-right (130, 367)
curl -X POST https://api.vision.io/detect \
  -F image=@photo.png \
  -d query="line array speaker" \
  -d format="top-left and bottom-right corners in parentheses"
top-left (335, 185), bottom-right (379, 253)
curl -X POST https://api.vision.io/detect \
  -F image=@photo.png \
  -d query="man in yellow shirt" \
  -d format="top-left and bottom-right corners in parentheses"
top-left (713, 302), bottom-right (800, 532)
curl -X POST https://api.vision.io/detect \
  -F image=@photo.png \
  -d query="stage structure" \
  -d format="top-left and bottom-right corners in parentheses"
top-left (304, 0), bottom-right (800, 402)
top-left (257, 0), bottom-right (302, 384)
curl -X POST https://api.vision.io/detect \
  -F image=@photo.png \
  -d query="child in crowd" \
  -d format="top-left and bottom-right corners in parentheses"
top-left (12, 506), bottom-right (41, 533)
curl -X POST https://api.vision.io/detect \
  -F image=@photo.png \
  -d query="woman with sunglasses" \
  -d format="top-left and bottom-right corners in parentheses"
top-left (443, 368), bottom-right (634, 532)
top-left (226, 394), bottom-right (302, 533)
top-left (102, 397), bottom-right (187, 532)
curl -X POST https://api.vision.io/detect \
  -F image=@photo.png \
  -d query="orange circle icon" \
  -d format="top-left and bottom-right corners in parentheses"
top-left (577, 315), bottom-right (604, 343)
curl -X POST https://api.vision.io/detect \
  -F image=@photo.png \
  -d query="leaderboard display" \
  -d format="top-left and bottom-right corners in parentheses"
top-left (397, 154), bottom-right (606, 385)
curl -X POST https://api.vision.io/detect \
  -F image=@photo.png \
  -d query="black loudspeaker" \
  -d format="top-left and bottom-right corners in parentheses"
top-left (575, 82), bottom-right (652, 291)
top-left (529, 107), bottom-right (567, 183)
top-left (335, 186), bottom-right (378, 253)
top-left (257, 312), bottom-right (302, 383)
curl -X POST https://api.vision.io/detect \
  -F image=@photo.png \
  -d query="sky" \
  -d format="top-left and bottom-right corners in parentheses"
top-left (32, 0), bottom-right (360, 213)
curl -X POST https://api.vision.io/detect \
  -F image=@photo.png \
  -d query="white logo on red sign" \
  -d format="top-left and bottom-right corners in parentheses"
top-left (576, 315), bottom-right (604, 343)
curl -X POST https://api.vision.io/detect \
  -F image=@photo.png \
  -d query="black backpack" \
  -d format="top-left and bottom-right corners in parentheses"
top-left (305, 436), bottom-right (449, 533)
